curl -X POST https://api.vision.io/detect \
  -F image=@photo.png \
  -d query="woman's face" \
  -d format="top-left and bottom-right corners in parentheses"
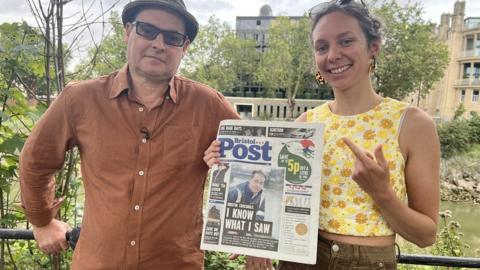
top-left (311, 11), bottom-right (379, 91)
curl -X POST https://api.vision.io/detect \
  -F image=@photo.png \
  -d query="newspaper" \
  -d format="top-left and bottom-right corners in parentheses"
top-left (201, 120), bottom-right (324, 264)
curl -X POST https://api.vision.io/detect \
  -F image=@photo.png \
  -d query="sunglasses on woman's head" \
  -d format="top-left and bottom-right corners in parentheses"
top-left (308, 0), bottom-right (368, 18)
top-left (132, 21), bottom-right (188, 47)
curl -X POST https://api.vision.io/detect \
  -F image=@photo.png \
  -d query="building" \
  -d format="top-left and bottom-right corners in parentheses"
top-left (419, 1), bottom-right (480, 120)
top-left (227, 96), bottom-right (324, 120)
top-left (226, 5), bottom-right (325, 120)
top-left (235, 4), bottom-right (303, 52)
top-left (233, 5), bottom-right (305, 98)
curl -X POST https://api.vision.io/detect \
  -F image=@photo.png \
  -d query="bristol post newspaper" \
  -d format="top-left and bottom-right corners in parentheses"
top-left (201, 120), bottom-right (325, 264)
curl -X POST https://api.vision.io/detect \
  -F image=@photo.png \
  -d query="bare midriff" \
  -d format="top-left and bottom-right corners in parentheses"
top-left (319, 230), bottom-right (396, 246)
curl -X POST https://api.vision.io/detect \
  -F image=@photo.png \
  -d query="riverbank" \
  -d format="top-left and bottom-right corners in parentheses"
top-left (440, 156), bottom-right (480, 203)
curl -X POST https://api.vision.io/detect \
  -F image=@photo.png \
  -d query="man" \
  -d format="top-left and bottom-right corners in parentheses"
top-left (211, 163), bottom-right (229, 184)
top-left (19, 0), bottom-right (239, 269)
top-left (227, 170), bottom-right (267, 221)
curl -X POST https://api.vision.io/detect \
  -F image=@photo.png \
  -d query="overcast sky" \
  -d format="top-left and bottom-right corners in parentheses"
top-left (2, 0), bottom-right (480, 28)
top-left (1, 0), bottom-right (479, 68)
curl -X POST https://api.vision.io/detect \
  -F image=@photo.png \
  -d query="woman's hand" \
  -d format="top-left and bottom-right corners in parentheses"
top-left (342, 137), bottom-right (393, 202)
top-left (203, 140), bottom-right (221, 168)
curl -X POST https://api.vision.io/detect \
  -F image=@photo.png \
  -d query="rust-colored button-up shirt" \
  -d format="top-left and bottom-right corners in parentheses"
top-left (20, 64), bottom-right (239, 269)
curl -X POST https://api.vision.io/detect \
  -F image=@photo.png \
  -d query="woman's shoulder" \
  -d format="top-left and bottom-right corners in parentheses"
top-left (400, 106), bottom-right (437, 148)
top-left (297, 102), bottom-right (330, 122)
top-left (404, 106), bottom-right (436, 127)
top-left (383, 97), bottom-right (409, 110)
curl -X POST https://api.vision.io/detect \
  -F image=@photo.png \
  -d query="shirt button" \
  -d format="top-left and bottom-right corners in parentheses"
top-left (138, 107), bottom-right (144, 112)
top-left (138, 170), bottom-right (144, 176)
top-left (378, 262), bottom-right (384, 267)
top-left (141, 138), bottom-right (147, 144)
top-left (331, 244), bottom-right (339, 252)
top-left (130, 241), bottom-right (136, 246)
top-left (134, 205), bottom-right (140, 211)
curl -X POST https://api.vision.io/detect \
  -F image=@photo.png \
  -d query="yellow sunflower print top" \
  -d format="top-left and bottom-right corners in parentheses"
top-left (307, 97), bottom-right (408, 236)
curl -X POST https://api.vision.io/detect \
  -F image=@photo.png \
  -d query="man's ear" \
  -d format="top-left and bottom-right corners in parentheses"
top-left (182, 39), bottom-right (191, 55)
top-left (124, 23), bottom-right (133, 44)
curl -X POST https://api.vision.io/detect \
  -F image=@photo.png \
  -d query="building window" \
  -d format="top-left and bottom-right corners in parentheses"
top-left (475, 63), bottom-right (480, 79)
top-left (463, 63), bottom-right (471, 79)
top-left (460, 89), bottom-right (466, 102)
top-left (256, 20), bottom-right (261, 26)
top-left (473, 90), bottom-right (479, 103)
top-left (466, 35), bottom-right (474, 50)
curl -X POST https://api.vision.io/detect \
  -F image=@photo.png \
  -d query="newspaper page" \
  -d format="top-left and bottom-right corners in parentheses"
top-left (201, 120), bottom-right (324, 264)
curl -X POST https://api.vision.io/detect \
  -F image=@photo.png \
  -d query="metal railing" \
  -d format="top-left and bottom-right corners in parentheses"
top-left (1, 228), bottom-right (479, 268)
top-left (398, 254), bottom-right (480, 268)
top-left (0, 228), bottom-right (80, 249)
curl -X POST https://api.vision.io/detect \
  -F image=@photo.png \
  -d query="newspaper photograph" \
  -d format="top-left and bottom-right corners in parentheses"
top-left (201, 120), bottom-right (324, 264)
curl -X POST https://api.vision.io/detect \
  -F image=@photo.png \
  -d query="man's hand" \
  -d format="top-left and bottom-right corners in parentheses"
top-left (203, 140), bottom-right (221, 168)
top-left (33, 219), bottom-right (71, 255)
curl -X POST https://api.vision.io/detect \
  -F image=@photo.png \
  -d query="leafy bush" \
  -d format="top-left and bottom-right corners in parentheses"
top-left (437, 119), bottom-right (473, 158)
top-left (437, 114), bottom-right (480, 158)
top-left (204, 251), bottom-right (246, 270)
top-left (468, 115), bottom-right (480, 144)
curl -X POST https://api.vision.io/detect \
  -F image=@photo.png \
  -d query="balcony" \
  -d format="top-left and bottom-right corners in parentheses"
top-left (465, 22), bottom-right (480, 30)
top-left (464, 18), bottom-right (480, 30)
top-left (460, 49), bottom-right (480, 58)
top-left (455, 78), bottom-right (480, 86)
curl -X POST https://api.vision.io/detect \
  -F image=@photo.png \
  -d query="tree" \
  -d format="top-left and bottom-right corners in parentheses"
top-left (180, 16), bottom-right (259, 93)
top-left (1, 1), bottom-right (123, 268)
top-left (0, 22), bottom-right (50, 270)
top-left (0, 22), bottom-right (49, 99)
top-left (373, 0), bottom-right (449, 99)
top-left (74, 12), bottom-right (126, 79)
top-left (255, 16), bottom-right (316, 119)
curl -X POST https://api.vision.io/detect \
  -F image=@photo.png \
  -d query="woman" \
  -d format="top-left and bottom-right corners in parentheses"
top-left (204, 1), bottom-right (440, 269)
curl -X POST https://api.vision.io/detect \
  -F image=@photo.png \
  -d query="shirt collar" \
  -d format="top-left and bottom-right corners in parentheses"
top-left (109, 64), bottom-right (178, 104)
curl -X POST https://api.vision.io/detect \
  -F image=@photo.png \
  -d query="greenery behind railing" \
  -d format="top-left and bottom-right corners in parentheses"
top-left (0, 0), bottom-right (473, 269)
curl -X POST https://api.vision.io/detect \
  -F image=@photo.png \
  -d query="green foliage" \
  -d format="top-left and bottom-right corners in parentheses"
top-left (74, 12), bottom-right (127, 79)
top-left (467, 115), bottom-right (480, 144)
top-left (431, 210), bottom-right (469, 258)
top-left (204, 251), bottom-right (246, 270)
top-left (0, 31), bottom-right (48, 269)
top-left (437, 119), bottom-right (472, 158)
top-left (373, 0), bottom-right (449, 100)
top-left (181, 16), bottom-right (259, 92)
top-left (453, 103), bottom-right (466, 120)
top-left (0, 22), bottom-right (49, 97)
top-left (397, 211), bottom-right (472, 270)
top-left (255, 16), bottom-right (316, 119)
top-left (1, 20), bottom-right (79, 269)
top-left (437, 115), bottom-right (480, 158)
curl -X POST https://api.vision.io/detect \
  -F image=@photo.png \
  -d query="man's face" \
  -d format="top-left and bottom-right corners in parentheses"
top-left (248, 173), bottom-right (266, 194)
top-left (124, 8), bottom-right (190, 84)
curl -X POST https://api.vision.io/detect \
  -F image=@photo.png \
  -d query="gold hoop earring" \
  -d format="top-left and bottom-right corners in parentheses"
top-left (316, 71), bottom-right (326, 84)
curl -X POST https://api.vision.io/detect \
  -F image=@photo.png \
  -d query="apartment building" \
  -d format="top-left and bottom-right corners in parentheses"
top-left (420, 0), bottom-right (480, 120)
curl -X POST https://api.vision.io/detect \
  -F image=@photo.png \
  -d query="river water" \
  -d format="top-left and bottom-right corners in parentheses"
top-left (440, 201), bottom-right (480, 257)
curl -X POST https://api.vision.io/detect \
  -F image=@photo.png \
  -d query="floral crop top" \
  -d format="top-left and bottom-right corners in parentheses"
top-left (307, 97), bottom-right (408, 236)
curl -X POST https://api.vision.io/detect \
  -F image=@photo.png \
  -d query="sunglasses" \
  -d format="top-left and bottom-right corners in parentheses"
top-left (132, 21), bottom-right (188, 47)
top-left (308, 0), bottom-right (369, 18)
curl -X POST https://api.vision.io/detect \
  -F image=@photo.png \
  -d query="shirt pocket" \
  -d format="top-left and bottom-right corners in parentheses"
top-left (160, 125), bottom-right (199, 168)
